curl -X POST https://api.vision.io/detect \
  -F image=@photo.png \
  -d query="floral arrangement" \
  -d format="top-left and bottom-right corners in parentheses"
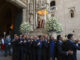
top-left (20, 22), bottom-right (33, 34)
top-left (45, 17), bottom-right (63, 33)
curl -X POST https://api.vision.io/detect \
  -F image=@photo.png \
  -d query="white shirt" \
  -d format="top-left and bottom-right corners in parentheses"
top-left (1, 39), bottom-right (4, 44)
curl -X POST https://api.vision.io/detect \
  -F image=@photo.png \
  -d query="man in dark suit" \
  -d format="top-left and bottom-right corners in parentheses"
top-left (12, 35), bottom-right (20, 60)
top-left (19, 35), bottom-right (25, 60)
top-left (56, 35), bottom-right (73, 60)
top-left (42, 35), bottom-right (49, 60)
top-left (37, 36), bottom-right (43, 60)
top-left (62, 34), bottom-right (80, 60)
top-left (24, 35), bottom-right (31, 60)
top-left (31, 36), bottom-right (38, 60)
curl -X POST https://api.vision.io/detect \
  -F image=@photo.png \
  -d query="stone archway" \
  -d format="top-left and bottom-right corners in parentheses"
top-left (0, 0), bottom-right (23, 35)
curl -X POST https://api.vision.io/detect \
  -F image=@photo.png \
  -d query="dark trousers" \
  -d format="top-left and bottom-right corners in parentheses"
top-left (42, 49), bottom-right (48, 60)
top-left (12, 46), bottom-right (20, 60)
top-left (37, 49), bottom-right (42, 60)
top-left (19, 46), bottom-right (25, 60)
top-left (32, 49), bottom-right (37, 60)
top-left (57, 56), bottom-right (63, 60)
top-left (5, 45), bottom-right (11, 56)
top-left (25, 48), bottom-right (31, 60)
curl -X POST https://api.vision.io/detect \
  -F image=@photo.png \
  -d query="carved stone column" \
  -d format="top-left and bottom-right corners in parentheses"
top-left (22, 8), bottom-right (27, 22)
top-left (33, 0), bottom-right (36, 29)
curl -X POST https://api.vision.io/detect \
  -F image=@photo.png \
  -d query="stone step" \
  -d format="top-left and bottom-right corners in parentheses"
top-left (30, 28), bottom-right (48, 35)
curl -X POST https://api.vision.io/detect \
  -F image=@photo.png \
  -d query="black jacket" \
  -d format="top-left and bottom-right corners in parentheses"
top-left (62, 40), bottom-right (80, 60)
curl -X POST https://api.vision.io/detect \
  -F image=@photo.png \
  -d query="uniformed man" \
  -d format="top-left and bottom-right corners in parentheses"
top-left (49, 35), bottom-right (56, 60)
top-left (37, 36), bottom-right (44, 60)
top-left (62, 34), bottom-right (80, 60)
top-left (32, 36), bottom-right (38, 60)
top-left (42, 34), bottom-right (49, 60)
top-left (56, 35), bottom-right (73, 60)
top-left (24, 35), bottom-right (31, 60)
top-left (19, 35), bottom-right (25, 60)
top-left (12, 35), bottom-right (20, 60)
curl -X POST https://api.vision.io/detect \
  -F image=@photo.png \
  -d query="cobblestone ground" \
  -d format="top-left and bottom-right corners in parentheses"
top-left (77, 50), bottom-right (80, 60)
top-left (0, 51), bottom-right (12, 60)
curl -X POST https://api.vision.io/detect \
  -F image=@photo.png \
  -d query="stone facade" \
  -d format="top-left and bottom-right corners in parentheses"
top-left (55, 0), bottom-right (80, 39)
top-left (6, 0), bottom-right (80, 38)
top-left (28, 0), bottom-right (80, 38)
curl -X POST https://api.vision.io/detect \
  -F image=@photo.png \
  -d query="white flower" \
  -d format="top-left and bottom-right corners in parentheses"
top-left (20, 22), bottom-right (33, 34)
top-left (45, 17), bottom-right (63, 33)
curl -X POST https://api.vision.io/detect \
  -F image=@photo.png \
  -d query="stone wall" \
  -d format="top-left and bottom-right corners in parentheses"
top-left (56, 0), bottom-right (80, 39)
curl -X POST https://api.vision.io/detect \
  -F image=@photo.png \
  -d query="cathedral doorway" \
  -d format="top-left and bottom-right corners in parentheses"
top-left (0, 0), bottom-right (23, 35)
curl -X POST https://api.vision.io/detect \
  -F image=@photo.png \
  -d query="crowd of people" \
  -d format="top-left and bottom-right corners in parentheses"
top-left (0, 33), bottom-right (80, 60)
